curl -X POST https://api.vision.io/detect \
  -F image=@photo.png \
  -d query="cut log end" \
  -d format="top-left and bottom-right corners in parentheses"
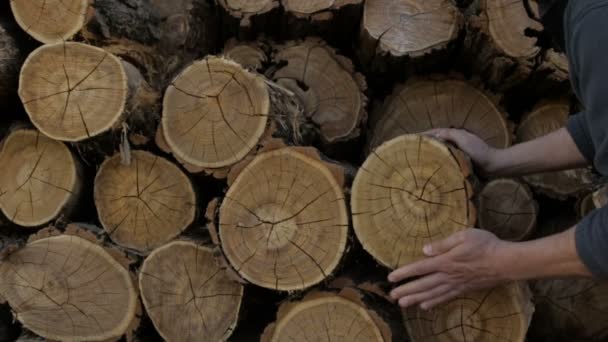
top-left (479, 179), bottom-right (538, 241)
top-left (283, 0), bottom-right (363, 18)
top-left (369, 77), bottom-right (512, 150)
top-left (218, 0), bottom-right (279, 25)
top-left (272, 38), bottom-right (367, 143)
top-left (517, 101), bottom-right (593, 197)
top-left (10, 0), bottom-right (89, 43)
top-left (352, 134), bottom-right (475, 269)
top-left (139, 241), bottom-right (243, 342)
top-left (0, 234), bottom-right (139, 341)
top-left (223, 39), bottom-right (268, 71)
top-left (0, 129), bottom-right (80, 227)
top-left (94, 150), bottom-right (196, 253)
top-left (219, 148), bottom-right (349, 291)
top-left (362, 0), bottom-right (462, 58)
top-left (162, 56), bottom-right (270, 170)
top-left (262, 289), bottom-right (390, 342)
top-left (19, 42), bottom-right (128, 142)
top-left (405, 282), bottom-right (534, 342)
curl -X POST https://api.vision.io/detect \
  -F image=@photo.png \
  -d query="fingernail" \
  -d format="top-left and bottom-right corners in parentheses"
top-left (399, 298), bottom-right (410, 308)
top-left (420, 303), bottom-right (429, 311)
top-left (387, 273), bottom-right (395, 282)
top-left (423, 245), bottom-right (432, 255)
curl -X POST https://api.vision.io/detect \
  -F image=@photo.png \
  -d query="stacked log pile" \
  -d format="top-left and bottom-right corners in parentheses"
top-left (0, 0), bottom-right (603, 341)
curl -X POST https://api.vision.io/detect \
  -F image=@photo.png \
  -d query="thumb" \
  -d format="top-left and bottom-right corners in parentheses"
top-left (423, 231), bottom-right (466, 256)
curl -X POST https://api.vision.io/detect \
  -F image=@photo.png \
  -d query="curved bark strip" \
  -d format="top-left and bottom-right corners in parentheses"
top-left (139, 241), bottom-right (244, 342)
top-left (271, 38), bottom-right (368, 144)
top-left (0, 228), bottom-right (139, 341)
top-left (478, 179), bottom-right (538, 241)
top-left (352, 134), bottom-right (475, 269)
top-left (360, 0), bottom-right (463, 65)
top-left (405, 282), bottom-right (534, 342)
top-left (530, 279), bottom-right (608, 341)
top-left (516, 101), bottom-right (593, 198)
top-left (94, 150), bottom-right (196, 254)
top-left (0, 129), bottom-right (82, 228)
top-left (368, 76), bottom-right (511, 151)
top-left (19, 42), bottom-right (128, 142)
top-left (218, 147), bottom-right (349, 291)
top-left (261, 288), bottom-right (394, 342)
top-left (464, 0), bottom-right (543, 90)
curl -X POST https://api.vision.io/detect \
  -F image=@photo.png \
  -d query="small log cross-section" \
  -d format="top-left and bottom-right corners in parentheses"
top-left (271, 38), bottom-right (367, 143)
top-left (94, 151), bottom-right (196, 253)
top-left (516, 101), bottom-right (593, 198)
top-left (10, 0), bottom-right (89, 43)
top-left (223, 39), bottom-right (269, 71)
top-left (0, 232), bottom-right (139, 341)
top-left (282, 0), bottom-right (362, 18)
top-left (160, 56), bottom-right (283, 175)
top-left (219, 148), bottom-right (349, 291)
top-left (404, 282), bottom-right (534, 342)
top-left (360, 0), bottom-right (462, 61)
top-left (139, 241), bottom-right (244, 342)
top-left (368, 77), bottom-right (512, 150)
top-left (352, 135), bottom-right (475, 269)
top-left (261, 289), bottom-right (393, 342)
top-left (19, 42), bottom-right (128, 142)
top-left (217, 0), bottom-right (279, 26)
top-left (0, 129), bottom-right (81, 227)
top-left (478, 179), bottom-right (538, 241)
top-left (530, 279), bottom-right (608, 341)
top-left (465, 0), bottom-right (542, 90)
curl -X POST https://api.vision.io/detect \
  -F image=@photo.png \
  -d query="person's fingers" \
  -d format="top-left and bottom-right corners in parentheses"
top-left (389, 272), bottom-right (447, 300)
top-left (388, 257), bottom-right (442, 283)
top-left (419, 288), bottom-right (463, 310)
top-left (423, 230), bottom-right (467, 256)
top-left (397, 283), bottom-right (453, 308)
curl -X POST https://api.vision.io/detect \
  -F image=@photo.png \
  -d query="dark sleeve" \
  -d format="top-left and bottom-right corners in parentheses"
top-left (576, 206), bottom-right (608, 278)
top-left (566, 113), bottom-right (595, 163)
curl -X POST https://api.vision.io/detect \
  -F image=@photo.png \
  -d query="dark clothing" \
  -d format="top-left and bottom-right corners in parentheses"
top-left (561, 0), bottom-right (608, 277)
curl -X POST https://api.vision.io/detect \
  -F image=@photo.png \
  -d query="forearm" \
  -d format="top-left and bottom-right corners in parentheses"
top-left (495, 227), bottom-right (592, 281)
top-left (489, 128), bottom-right (589, 177)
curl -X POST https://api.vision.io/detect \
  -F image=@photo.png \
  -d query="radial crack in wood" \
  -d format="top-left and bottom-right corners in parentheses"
top-left (272, 38), bottom-right (367, 143)
top-left (261, 289), bottom-right (391, 342)
top-left (0, 234), bottom-right (138, 341)
top-left (530, 279), bottom-right (608, 341)
top-left (162, 56), bottom-right (270, 170)
top-left (361, 0), bottom-right (463, 58)
top-left (10, 0), bottom-right (89, 44)
top-left (352, 134), bottom-right (475, 269)
top-left (404, 282), bottom-right (534, 342)
top-left (139, 241), bottom-right (243, 342)
top-left (0, 129), bottom-right (81, 227)
top-left (478, 179), bottom-right (538, 241)
top-left (516, 101), bottom-right (593, 198)
top-left (19, 42), bottom-right (128, 142)
top-left (94, 150), bottom-right (196, 253)
top-left (369, 77), bottom-right (511, 150)
top-left (219, 147), bottom-right (348, 291)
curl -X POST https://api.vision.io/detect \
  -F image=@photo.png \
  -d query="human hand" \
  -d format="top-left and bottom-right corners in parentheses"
top-left (388, 229), bottom-right (510, 309)
top-left (425, 128), bottom-right (500, 176)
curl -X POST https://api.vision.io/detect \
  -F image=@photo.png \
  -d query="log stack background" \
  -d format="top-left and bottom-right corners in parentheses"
top-left (1, 0), bottom-right (607, 341)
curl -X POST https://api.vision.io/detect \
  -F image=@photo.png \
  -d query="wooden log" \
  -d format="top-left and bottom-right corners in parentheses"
top-left (464, 0), bottom-right (543, 91)
top-left (0, 129), bottom-right (82, 228)
top-left (217, 0), bottom-right (279, 26)
top-left (351, 134), bottom-right (475, 269)
top-left (139, 240), bottom-right (244, 342)
top-left (404, 282), bottom-right (534, 342)
top-left (0, 19), bottom-right (22, 101)
top-left (530, 279), bottom-right (608, 341)
top-left (270, 38), bottom-right (368, 144)
top-left (359, 0), bottom-right (463, 70)
top-left (516, 100), bottom-right (593, 198)
top-left (94, 150), bottom-right (197, 254)
top-left (261, 287), bottom-right (402, 341)
top-left (478, 178), bottom-right (538, 241)
top-left (214, 146), bottom-right (349, 291)
top-left (157, 56), bottom-right (306, 178)
top-left (0, 226), bottom-right (140, 341)
top-left (223, 38), bottom-right (269, 71)
top-left (368, 76), bottom-right (512, 151)
top-left (282, 0), bottom-right (364, 49)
